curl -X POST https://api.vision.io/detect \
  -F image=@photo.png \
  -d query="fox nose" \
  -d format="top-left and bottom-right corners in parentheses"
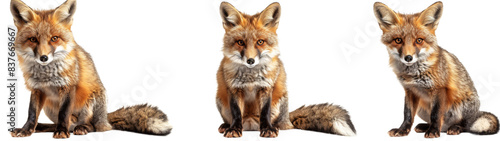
top-left (247, 58), bottom-right (255, 65)
top-left (40, 55), bottom-right (48, 62)
top-left (404, 55), bottom-right (413, 62)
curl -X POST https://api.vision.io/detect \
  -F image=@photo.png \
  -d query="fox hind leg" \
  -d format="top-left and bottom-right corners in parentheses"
top-left (74, 124), bottom-right (95, 135)
top-left (447, 124), bottom-right (463, 135)
top-left (93, 92), bottom-right (112, 132)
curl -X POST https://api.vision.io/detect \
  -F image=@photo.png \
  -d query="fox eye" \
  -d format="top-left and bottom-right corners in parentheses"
top-left (394, 38), bottom-right (402, 44)
top-left (51, 36), bottom-right (59, 42)
top-left (29, 37), bottom-right (37, 43)
top-left (416, 38), bottom-right (423, 44)
top-left (236, 40), bottom-right (245, 46)
top-left (257, 39), bottom-right (265, 45)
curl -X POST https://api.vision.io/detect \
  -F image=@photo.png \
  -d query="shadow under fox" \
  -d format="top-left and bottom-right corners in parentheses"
top-left (10, 0), bottom-right (172, 138)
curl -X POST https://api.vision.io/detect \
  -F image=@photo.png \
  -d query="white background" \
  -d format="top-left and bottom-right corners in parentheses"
top-left (1, 0), bottom-right (500, 141)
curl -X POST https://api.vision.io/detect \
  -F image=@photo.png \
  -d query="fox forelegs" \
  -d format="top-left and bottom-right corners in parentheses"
top-left (259, 88), bottom-right (278, 138)
top-left (11, 90), bottom-right (46, 137)
top-left (223, 89), bottom-right (243, 138)
top-left (389, 90), bottom-right (419, 137)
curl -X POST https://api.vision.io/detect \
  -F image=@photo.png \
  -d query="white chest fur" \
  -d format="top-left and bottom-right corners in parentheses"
top-left (41, 86), bottom-right (62, 123)
top-left (22, 59), bottom-right (77, 89)
top-left (226, 63), bottom-right (274, 89)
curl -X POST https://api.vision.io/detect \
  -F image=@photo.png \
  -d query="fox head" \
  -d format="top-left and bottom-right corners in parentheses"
top-left (219, 2), bottom-right (281, 68)
top-left (374, 1), bottom-right (443, 66)
top-left (11, 0), bottom-right (77, 66)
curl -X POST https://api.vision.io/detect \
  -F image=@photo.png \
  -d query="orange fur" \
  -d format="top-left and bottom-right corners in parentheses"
top-left (376, 1), bottom-right (499, 137)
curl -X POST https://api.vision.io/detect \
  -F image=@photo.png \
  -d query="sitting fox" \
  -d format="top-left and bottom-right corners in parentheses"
top-left (216, 2), bottom-right (356, 138)
top-left (374, 1), bottom-right (499, 138)
top-left (10, 0), bottom-right (172, 138)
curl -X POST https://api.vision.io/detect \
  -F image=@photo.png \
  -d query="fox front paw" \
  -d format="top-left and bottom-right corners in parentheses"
top-left (424, 128), bottom-right (440, 138)
top-left (223, 128), bottom-right (242, 138)
top-left (53, 128), bottom-right (70, 139)
top-left (218, 123), bottom-right (230, 133)
top-left (388, 128), bottom-right (410, 137)
top-left (260, 127), bottom-right (279, 138)
top-left (11, 128), bottom-right (34, 137)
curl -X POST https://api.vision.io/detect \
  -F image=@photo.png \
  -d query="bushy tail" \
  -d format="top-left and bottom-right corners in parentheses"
top-left (107, 104), bottom-right (172, 135)
top-left (469, 111), bottom-right (499, 135)
top-left (289, 103), bottom-right (356, 136)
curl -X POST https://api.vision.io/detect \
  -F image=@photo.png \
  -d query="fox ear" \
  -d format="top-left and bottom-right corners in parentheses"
top-left (10, 0), bottom-right (36, 27)
top-left (54, 0), bottom-right (76, 25)
top-left (417, 1), bottom-right (443, 30)
top-left (220, 2), bottom-right (242, 30)
top-left (258, 2), bottom-right (281, 29)
top-left (374, 2), bottom-right (399, 31)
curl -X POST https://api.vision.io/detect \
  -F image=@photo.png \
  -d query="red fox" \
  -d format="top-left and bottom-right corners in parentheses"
top-left (374, 1), bottom-right (499, 138)
top-left (10, 0), bottom-right (172, 138)
top-left (216, 2), bottom-right (356, 138)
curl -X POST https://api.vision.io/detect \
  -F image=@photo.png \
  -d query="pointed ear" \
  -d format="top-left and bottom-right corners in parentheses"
top-left (373, 2), bottom-right (399, 31)
top-left (220, 2), bottom-right (243, 30)
top-left (258, 2), bottom-right (280, 29)
top-left (11, 0), bottom-right (36, 27)
top-left (54, 0), bottom-right (76, 25)
top-left (417, 1), bottom-right (443, 30)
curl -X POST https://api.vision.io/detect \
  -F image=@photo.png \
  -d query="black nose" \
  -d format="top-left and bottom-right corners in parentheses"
top-left (247, 58), bottom-right (255, 65)
top-left (404, 55), bottom-right (413, 62)
top-left (40, 55), bottom-right (48, 62)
